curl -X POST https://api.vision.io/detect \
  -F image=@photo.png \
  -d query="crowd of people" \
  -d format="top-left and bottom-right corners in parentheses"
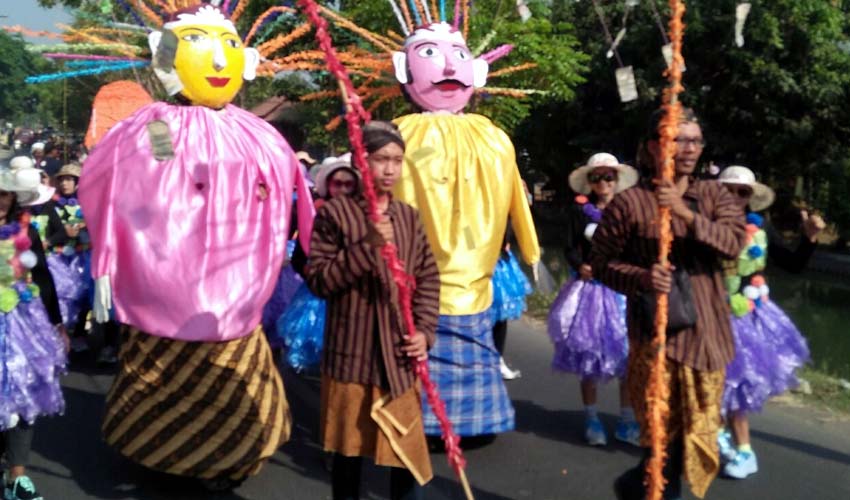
top-left (0, 2), bottom-right (827, 500)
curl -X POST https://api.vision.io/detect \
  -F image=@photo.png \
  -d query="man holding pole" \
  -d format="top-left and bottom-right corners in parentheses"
top-left (591, 108), bottom-right (746, 499)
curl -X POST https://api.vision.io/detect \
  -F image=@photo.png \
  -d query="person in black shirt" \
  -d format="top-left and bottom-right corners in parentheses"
top-left (547, 153), bottom-right (640, 447)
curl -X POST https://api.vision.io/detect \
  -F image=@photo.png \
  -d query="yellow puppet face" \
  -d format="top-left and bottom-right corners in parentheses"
top-left (171, 24), bottom-right (246, 108)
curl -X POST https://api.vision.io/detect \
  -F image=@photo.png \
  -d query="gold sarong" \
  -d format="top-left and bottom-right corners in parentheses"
top-left (627, 341), bottom-right (725, 498)
top-left (102, 326), bottom-right (291, 480)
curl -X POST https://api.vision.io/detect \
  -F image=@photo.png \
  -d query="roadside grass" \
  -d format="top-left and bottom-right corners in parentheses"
top-left (796, 367), bottom-right (850, 415)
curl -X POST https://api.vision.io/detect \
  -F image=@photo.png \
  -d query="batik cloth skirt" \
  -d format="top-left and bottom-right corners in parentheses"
top-left (46, 250), bottom-right (92, 327)
top-left (628, 341), bottom-right (725, 499)
top-left (491, 250), bottom-right (533, 322)
top-left (102, 326), bottom-right (291, 480)
top-left (723, 300), bottom-right (810, 414)
top-left (422, 311), bottom-right (514, 436)
top-left (0, 300), bottom-right (66, 430)
top-left (548, 278), bottom-right (628, 381)
top-left (273, 282), bottom-right (326, 372)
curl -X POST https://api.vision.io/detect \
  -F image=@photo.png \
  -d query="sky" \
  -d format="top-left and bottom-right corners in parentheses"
top-left (1, 0), bottom-right (74, 44)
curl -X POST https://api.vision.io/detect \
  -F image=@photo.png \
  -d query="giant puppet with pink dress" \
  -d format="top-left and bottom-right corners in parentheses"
top-left (77, 1), bottom-right (314, 490)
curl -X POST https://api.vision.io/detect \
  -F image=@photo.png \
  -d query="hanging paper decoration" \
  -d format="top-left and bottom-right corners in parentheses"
top-left (661, 43), bottom-right (686, 71)
top-left (735, 3), bottom-right (752, 48)
top-left (615, 66), bottom-right (638, 103)
top-left (516, 0), bottom-right (532, 22)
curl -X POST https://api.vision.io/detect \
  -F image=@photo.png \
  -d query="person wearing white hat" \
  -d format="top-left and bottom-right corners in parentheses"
top-left (271, 152), bottom-right (361, 373)
top-left (313, 153), bottom-right (360, 201)
top-left (715, 165), bottom-right (825, 480)
top-left (0, 165), bottom-right (68, 500)
top-left (29, 142), bottom-right (45, 167)
top-left (548, 153), bottom-right (640, 447)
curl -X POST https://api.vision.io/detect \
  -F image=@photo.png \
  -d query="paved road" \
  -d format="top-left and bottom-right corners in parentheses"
top-left (4, 142), bottom-right (848, 498)
top-left (20, 317), bottom-right (850, 500)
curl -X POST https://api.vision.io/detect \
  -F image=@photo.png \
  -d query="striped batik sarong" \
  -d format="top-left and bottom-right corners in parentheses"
top-left (422, 311), bottom-right (515, 436)
top-left (102, 326), bottom-right (291, 480)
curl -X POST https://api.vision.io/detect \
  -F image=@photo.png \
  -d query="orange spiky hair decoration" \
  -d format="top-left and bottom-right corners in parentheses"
top-left (8, 1), bottom-right (315, 85)
top-left (281, 1), bottom-right (543, 130)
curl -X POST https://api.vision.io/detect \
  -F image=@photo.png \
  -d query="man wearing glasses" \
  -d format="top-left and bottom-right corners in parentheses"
top-left (591, 108), bottom-right (747, 500)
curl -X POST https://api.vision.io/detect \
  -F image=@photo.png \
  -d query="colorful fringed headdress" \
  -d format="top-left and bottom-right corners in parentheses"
top-left (283, 1), bottom-right (545, 129)
top-left (5, 1), bottom-right (318, 86)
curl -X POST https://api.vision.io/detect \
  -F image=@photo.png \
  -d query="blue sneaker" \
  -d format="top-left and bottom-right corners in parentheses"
top-left (723, 450), bottom-right (758, 479)
top-left (717, 429), bottom-right (737, 463)
top-left (584, 417), bottom-right (608, 446)
top-left (614, 419), bottom-right (641, 447)
top-left (4, 475), bottom-right (43, 500)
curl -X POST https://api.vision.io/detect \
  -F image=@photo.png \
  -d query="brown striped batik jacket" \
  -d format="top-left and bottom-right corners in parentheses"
top-left (306, 195), bottom-right (440, 398)
top-left (590, 179), bottom-right (746, 371)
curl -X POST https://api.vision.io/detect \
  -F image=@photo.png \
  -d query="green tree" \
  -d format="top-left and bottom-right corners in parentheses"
top-left (516, 0), bottom-right (850, 234)
top-left (0, 32), bottom-right (40, 122)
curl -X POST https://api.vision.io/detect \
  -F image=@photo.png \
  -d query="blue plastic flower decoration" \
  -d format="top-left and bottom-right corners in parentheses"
top-left (748, 245), bottom-right (765, 258)
top-left (746, 212), bottom-right (764, 227)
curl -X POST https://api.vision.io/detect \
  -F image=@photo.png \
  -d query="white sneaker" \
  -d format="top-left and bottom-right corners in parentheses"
top-left (718, 429), bottom-right (737, 463)
top-left (499, 357), bottom-right (521, 380)
top-left (723, 450), bottom-right (758, 479)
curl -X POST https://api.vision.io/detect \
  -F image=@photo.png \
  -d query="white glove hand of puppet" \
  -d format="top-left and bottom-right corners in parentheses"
top-left (93, 275), bottom-right (113, 323)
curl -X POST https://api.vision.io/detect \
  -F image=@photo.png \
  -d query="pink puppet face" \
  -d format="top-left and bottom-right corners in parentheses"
top-left (393, 23), bottom-right (488, 113)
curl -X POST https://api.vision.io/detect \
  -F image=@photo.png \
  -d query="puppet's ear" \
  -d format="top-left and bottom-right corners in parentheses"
top-left (472, 58), bottom-right (489, 88)
top-left (392, 51), bottom-right (409, 84)
top-left (243, 48), bottom-right (260, 81)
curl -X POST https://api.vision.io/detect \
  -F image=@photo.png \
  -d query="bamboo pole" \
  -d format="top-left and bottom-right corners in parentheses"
top-left (645, 2), bottom-right (686, 500)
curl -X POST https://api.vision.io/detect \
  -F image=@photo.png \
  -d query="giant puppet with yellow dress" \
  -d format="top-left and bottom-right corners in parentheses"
top-left (389, 13), bottom-right (540, 437)
top-left (77, 1), bottom-right (314, 490)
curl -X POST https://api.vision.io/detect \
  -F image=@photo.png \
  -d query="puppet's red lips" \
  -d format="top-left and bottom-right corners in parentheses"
top-left (433, 79), bottom-right (468, 91)
top-left (206, 77), bottom-right (231, 87)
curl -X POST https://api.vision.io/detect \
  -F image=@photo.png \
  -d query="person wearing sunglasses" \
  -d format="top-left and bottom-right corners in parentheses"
top-left (715, 165), bottom-right (825, 480)
top-left (272, 154), bottom-right (361, 373)
top-left (548, 152), bottom-right (640, 447)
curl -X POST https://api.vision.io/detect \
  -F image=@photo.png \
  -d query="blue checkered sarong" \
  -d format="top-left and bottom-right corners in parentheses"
top-left (422, 311), bottom-right (515, 436)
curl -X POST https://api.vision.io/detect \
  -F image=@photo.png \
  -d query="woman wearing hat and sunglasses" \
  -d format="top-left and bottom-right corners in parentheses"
top-left (548, 153), bottom-right (641, 447)
top-left (40, 164), bottom-right (99, 354)
top-left (272, 153), bottom-right (361, 372)
top-left (716, 165), bottom-right (825, 479)
top-left (0, 165), bottom-right (68, 500)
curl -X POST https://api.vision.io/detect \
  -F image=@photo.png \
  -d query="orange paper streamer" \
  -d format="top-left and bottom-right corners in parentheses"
top-left (645, 2), bottom-right (686, 500)
top-left (257, 23), bottom-right (314, 57)
top-left (243, 6), bottom-right (297, 46)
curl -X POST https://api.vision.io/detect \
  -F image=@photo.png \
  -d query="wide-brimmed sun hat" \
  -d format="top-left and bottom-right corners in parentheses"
top-left (568, 152), bottom-right (639, 195)
top-left (0, 167), bottom-right (41, 206)
top-left (314, 153), bottom-right (360, 198)
top-left (718, 165), bottom-right (775, 212)
top-left (6, 156), bottom-right (54, 206)
top-left (55, 162), bottom-right (82, 179)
